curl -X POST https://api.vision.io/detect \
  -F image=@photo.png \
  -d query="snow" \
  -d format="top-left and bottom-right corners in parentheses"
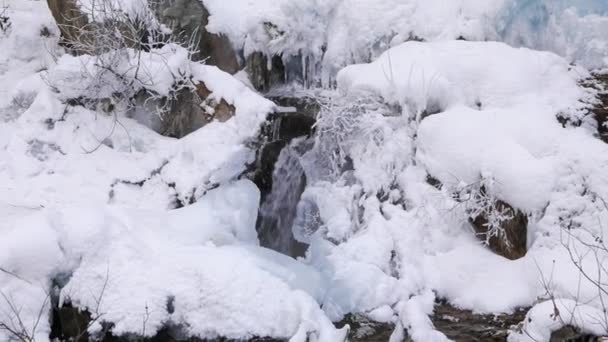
top-left (4, 0), bottom-right (608, 341)
top-left (0, 182), bottom-right (346, 341)
top-left (295, 39), bottom-right (608, 339)
top-left (200, 0), bottom-right (608, 86)
top-left (509, 300), bottom-right (608, 342)
top-left (0, 2), bottom-right (348, 340)
top-left (338, 41), bottom-right (587, 211)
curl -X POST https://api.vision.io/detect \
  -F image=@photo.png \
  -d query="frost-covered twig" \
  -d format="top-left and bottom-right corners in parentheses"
top-left (0, 290), bottom-right (49, 342)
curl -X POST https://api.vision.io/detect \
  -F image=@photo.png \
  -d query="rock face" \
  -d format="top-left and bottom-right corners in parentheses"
top-left (47, 0), bottom-right (239, 74)
top-left (252, 98), bottom-right (318, 197)
top-left (432, 302), bottom-right (529, 342)
top-left (151, 0), bottom-right (239, 74)
top-left (246, 52), bottom-right (286, 92)
top-left (469, 199), bottom-right (528, 260)
top-left (592, 74), bottom-right (608, 143)
top-left (251, 97), bottom-right (318, 257)
top-left (158, 82), bottom-right (235, 138)
top-left (338, 302), bottom-right (530, 342)
top-left (46, 0), bottom-right (89, 51)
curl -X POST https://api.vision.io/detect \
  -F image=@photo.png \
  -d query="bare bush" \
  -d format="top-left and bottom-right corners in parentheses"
top-left (47, 0), bottom-right (202, 151)
top-left (455, 177), bottom-right (515, 246)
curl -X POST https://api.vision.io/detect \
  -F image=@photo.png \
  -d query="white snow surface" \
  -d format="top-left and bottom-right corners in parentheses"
top-left (293, 40), bottom-right (608, 339)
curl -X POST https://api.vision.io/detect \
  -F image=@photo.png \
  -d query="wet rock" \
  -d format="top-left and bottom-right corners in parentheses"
top-left (251, 111), bottom-right (316, 198)
top-left (269, 96), bottom-right (321, 119)
top-left (591, 73), bottom-right (608, 143)
top-left (337, 314), bottom-right (395, 342)
top-left (151, 0), bottom-right (239, 73)
top-left (50, 301), bottom-right (92, 342)
top-left (549, 326), bottom-right (605, 342)
top-left (246, 52), bottom-right (286, 92)
top-left (254, 140), bottom-right (287, 196)
top-left (337, 302), bottom-right (530, 342)
top-left (432, 302), bottom-right (529, 342)
top-left (469, 196), bottom-right (528, 260)
top-left (102, 324), bottom-right (285, 342)
top-left (249, 97), bottom-right (319, 257)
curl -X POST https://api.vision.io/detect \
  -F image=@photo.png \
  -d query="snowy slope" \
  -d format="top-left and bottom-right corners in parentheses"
top-left (3, 1), bottom-right (608, 342)
top-left (299, 40), bottom-right (608, 340)
top-left (0, 2), bottom-right (348, 341)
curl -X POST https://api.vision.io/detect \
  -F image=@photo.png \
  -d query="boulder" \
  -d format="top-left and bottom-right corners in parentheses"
top-left (159, 82), bottom-right (235, 138)
top-left (592, 74), bottom-right (608, 143)
top-left (246, 52), bottom-right (286, 92)
top-left (46, 0), bottom-right (90, 51)
top-left (151, 0), bottom-right (239, 74)
top-left (469, 199), bottom-right (528, 260)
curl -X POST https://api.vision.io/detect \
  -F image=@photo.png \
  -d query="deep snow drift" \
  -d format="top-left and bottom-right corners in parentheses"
top-left (2, 1), bottom-right (608, 342)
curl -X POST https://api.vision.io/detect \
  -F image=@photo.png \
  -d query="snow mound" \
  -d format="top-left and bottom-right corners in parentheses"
top-left (288, 40), bottom-right (608, 339)
top-left (0, 181), bottom-right (346, 341)
top-left (338, 40), bottom-right (588, 211)
top-left (0, 4), bottom-right (348, 339)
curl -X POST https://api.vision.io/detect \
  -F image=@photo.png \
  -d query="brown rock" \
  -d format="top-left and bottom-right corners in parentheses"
top-left (470, 199), bottom-right (528, 260)
top-left (151, 0), bottom-right (239, 74)
top-left (160, 82), bottom-right (235, 138)
top-left (46, 0), bottom-right (90, 51)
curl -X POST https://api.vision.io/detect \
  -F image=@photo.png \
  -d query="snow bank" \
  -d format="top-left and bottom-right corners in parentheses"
top-left (0, 4), bottom-right (349, 339)
top-left (338, 41), bottom-right (587, 210)
top-left (509, 300), bottom-right (608, 342)
top-left (286, 39), bottom-right (608, 340)
top-left (0, 181), bottom-right (346, 341)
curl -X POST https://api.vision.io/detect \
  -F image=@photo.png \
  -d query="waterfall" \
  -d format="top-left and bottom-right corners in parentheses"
top-left (257, 140), bottom-right (309, 257)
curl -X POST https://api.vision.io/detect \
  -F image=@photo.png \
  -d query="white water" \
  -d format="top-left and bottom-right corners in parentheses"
top-left (257, 141), bottom-right (309, 257)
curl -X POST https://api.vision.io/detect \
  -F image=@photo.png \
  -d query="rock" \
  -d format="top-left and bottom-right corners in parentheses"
top-left (46, 0), bottom-right (90, 52)
top-left (591, 74), bottom-right (608, 143)
top-left (337, 314), bottom-right (395, 342)
top-left (246, 52), bottom-right (286, 92)
top-left (251, 111), bottom-right (316, 198)
top-left (549, 326), bottom-right (606, 342)
top-left (268, 96), bottom-right (321, 118)
top-left (155, 82), bottom-right (235, 138)
top-left (254, 140), bottom-right (287, 196)
top-left (432, 301), bottom-right (529, 342)
top-left (151, 0), bottom-right (239, 74)
top-left (50, 301), bottom-right (92, 342)
top-left (469, 198), bottom-right (528, 260)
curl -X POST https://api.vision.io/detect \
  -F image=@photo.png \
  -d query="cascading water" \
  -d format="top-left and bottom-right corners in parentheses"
top-left (257, 140), bottom-right (309, 257)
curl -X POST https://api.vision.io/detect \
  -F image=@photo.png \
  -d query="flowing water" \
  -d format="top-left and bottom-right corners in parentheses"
top-left (257, 139), bottom-right (309, 257)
